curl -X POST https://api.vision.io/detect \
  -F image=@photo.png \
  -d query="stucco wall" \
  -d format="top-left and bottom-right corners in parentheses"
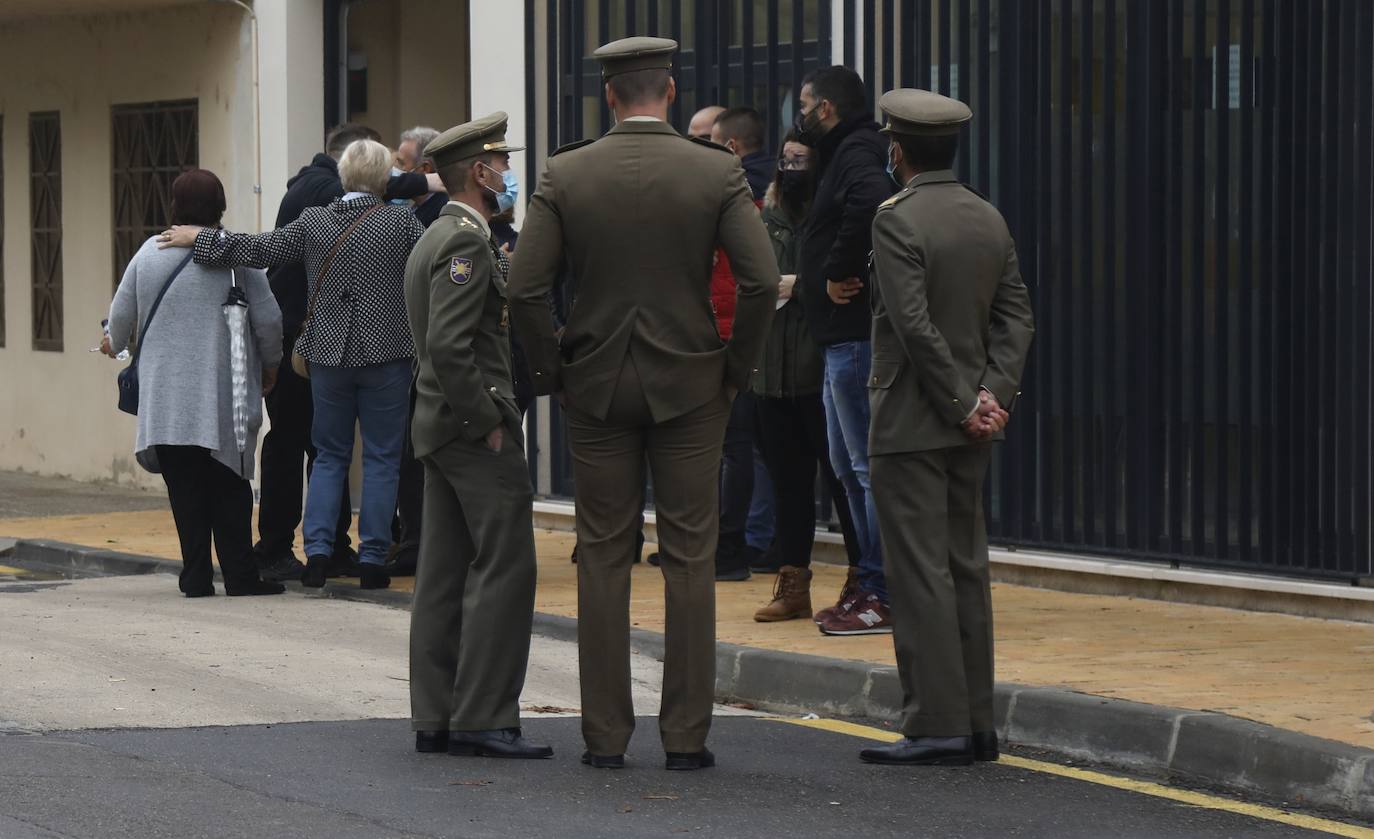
top-left (0, 6), bottom-right (254, 488)
top-left (347, 0), bottom-right (469, 148)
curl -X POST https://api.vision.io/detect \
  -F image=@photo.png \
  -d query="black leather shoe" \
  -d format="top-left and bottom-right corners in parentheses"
top-left (327, 546), bottom-right (362, 578)
top-left (182, 586), bottom-right (215, 598)
top-left (647, 552), bottom-right (662, 567)
top-left (448, 728), bottom-right (553, 759)
top-left (301, 555), bottom-right (329, 588)
top-left (225, 579), bottom-right (286, 597)
top-left (415, 731), bottom-right (449, 753)
top-left (665, 748), bottom-right (715, 771)
top-left (581, 751), bottom-right (626, 769)
top-left (973, 731), bottom-right (999, 762)
top-left (860, 736), bottom-right (974, 766)
top-left (359, 564), bottom-right (391, 590)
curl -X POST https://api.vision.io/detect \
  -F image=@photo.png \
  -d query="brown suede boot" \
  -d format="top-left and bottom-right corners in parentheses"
top-left (813, 566), bottom-right (861, 625)
top-left (753, 566), bottom-right (814, 622)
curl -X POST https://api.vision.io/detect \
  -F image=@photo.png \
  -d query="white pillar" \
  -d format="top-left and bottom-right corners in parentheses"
top-left (256, 0), bottom-right (325, 231)
top-left (469, 1), bottom-right (529, 226)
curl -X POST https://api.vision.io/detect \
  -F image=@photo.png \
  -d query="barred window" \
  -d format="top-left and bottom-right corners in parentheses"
top-left (111, 100), bottom-right (199, 291)
top-left (30, 112), bottom-right (61, 352)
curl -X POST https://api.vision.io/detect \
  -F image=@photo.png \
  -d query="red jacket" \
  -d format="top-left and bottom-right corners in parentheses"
top-left (710, 198), bottom-right (764, 340)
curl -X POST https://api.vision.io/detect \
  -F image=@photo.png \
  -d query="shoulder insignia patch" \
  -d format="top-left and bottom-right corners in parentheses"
top-left (879, 195), bottom-right (900, 209)
top-left (450, 257), bottom-right (474, 285)
top-left (687, 136), bottom-right (731, 153)
top-left (552, 138), bottom-right (596, 157)
top-left (878, 189), bottom-right (915, 210)
top-left (457, 217), bottom-right (479, 230)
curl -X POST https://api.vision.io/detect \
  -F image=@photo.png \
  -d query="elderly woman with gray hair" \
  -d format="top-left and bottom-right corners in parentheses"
top-left (162, 139), bottom-right (425, 591)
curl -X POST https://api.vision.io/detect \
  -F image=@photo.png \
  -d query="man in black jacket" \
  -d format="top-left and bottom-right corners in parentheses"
top-left (254, 123), bottom-right (440, 582)
top-left (793, 67), bottom-right (896, 634)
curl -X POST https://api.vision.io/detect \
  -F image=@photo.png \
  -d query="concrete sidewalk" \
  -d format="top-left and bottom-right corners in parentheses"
top-left (3, 503), bottom-right (1371, 753)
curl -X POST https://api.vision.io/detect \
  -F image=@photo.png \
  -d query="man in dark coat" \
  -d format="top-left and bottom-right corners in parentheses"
top-left (792, 66), bottom-right (897, 635)
top-left (253, 123), bottom-right (440, 582)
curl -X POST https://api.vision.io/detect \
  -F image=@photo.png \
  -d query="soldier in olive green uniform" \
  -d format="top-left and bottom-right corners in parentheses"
top-left (858, 90), bottom-right (1035, 767)
top-left (507, 37), bottom-right (778, 770)
top-left (404, 114), bottom-right (551, 761)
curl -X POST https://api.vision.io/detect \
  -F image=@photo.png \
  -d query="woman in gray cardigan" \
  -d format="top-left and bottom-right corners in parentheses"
top-left (106, 169), bottom-right (285, 598)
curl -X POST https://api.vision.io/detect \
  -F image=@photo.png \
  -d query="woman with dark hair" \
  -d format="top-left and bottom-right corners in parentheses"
top-left (105, 168), bottom-right (284, 597)
top-left (750, 132), bottom-right (863, 625)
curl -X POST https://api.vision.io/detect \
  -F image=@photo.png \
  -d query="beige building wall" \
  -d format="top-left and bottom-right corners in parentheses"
top-left (346, 0), bottom-right (470, 147)
top-left (0, 5), bottom-right (255, 489)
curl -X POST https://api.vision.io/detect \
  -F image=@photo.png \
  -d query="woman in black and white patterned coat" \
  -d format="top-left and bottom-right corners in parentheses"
top-left (162, 139), bottom-right (425, 591)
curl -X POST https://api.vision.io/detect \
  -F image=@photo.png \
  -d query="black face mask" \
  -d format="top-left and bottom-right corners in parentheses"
top-left (793, 105), bottom-right (825, 147)
top-left (778, 169), bottom-right (814, 207)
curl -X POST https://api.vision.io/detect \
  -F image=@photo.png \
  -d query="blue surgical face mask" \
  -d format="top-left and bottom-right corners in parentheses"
top-left (885, 144), bottom-right (901, 187)
top-left (481, 163), bottom-right (519, 214)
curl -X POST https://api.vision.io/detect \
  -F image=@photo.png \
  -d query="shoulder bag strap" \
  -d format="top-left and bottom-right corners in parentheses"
top-left (300, 204), bottom-right (385, 328)
top-left (132, 250), bottom-right (195, 366)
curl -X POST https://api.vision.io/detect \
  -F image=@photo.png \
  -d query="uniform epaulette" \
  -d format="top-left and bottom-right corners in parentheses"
top-left (687, 136), bottom-right (731, 153)
top-left (551, 138), bottom-right (596, 156)
top-left (877, 188), bottom-right (916, 211)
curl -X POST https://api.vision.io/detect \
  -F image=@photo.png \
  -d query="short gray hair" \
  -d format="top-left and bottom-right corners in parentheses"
top-left (337, 139), bottom-right (392, 196)
top-left (400, 125), bottom-right (441, 166)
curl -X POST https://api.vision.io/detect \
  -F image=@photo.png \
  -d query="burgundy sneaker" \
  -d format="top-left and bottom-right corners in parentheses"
top-left (813, 567), bottom-right (861, 625)
top-left (817, 592), bottom-right (892, 636)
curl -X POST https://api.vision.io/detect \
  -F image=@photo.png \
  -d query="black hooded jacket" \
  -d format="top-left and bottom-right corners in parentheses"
top-left (796, 115), bottom-right (896, 346)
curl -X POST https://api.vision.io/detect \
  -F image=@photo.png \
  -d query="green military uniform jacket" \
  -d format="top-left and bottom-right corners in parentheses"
top-left (404, 202), bottom-right (519, 459)
top-left (751, 191), bottom-right (825, 399)
top-left (507, 119), bottom-right (779, 422)
top-left (868, 169), bottom-right (1035, 455)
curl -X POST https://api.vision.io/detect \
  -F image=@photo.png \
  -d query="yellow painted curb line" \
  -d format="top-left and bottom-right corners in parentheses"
top-left (0, 565), bottom-right (31, 576)
top-left (777, 717), bottom-right (1374, 839)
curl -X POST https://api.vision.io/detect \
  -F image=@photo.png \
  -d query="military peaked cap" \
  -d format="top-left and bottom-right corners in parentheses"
top-left (878, 88), bottom-right (972, 137)
top-left (425, 112), bottom-right (525, 169)
top-left (592, 36), bottom-right (678, 79)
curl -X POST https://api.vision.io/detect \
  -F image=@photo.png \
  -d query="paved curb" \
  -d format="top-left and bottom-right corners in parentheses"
top-left (8, 538), bottom-right (1372, 821)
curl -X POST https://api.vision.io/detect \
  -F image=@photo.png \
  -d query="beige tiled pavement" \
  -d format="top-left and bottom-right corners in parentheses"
top-left (4, 507), bottom-right (1372, 748)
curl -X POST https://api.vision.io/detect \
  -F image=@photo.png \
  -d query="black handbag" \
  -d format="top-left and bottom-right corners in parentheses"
top-left (117, 251), bottom-right (195, 415)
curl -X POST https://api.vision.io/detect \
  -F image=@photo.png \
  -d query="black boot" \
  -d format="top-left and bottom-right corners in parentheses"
top-left (665, 748), bottom-right (715, 771)
top-left (447, 728), bottom-right (553, 759)
top-left (972, 731), bottom-right (999, 762)
top-left (301, 555), bottom-right (329, 588)
top-left (859, 736), bottom-right (974, 766)
top-left (359, 564), bottom-right (391, 590)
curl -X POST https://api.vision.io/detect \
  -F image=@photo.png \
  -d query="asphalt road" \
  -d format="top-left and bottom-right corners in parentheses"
top-left (0, 571), bottom-right (1359, 838)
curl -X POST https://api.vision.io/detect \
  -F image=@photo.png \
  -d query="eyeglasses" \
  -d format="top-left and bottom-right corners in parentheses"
top-left (778, 158), bottom-right (811, 171)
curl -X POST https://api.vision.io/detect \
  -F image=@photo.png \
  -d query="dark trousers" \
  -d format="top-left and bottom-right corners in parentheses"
top-left (410, 417), bottom-right (537, 732)
top-left (755, 394), bottom-right (861, 568)
top-left (718, 392), bottom-right (757, 552)
top-left (391, 382), bottom-right (424, 567)
top-left (872, 444), bottom-right (995, 737)
top-left (566, 355), bottom-right (730, 755)
top-left (157, 445), bottom-right (259, 594)
top-left (257, 338), bottom-right (352, 558)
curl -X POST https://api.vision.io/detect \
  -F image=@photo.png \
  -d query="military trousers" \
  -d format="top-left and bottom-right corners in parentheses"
top-left (409, 416), bottom-right (537, 732)
top-left (870, 443), bottom-right (995, 737)
top-left (565, 355), bottom-right (730, 756)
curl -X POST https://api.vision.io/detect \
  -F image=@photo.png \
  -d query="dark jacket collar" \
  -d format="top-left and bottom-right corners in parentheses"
top-left (816, 113), bottom-right (879, 161)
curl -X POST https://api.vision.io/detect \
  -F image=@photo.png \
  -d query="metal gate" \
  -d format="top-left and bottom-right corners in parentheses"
top-left (866, 0), bottom-right (1374, 580)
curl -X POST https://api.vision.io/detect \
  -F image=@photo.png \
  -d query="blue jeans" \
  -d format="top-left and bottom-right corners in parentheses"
top-left (305, 359), bottom-right (412, 566)
top-left (823, 341), bottom-right (887, 601)
top-left (745, 453), bottom-right (775, 551)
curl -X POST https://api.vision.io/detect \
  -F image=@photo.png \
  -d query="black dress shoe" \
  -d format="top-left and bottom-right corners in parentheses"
top-left (225, 579), bottom-right (286, 597)
top-left (665, 748), bottom-right (715, 771)
top-left (301, 555), bottom-right (329, 588)
top-left (327, 546), bottom-right (362, 578)
top-left (182, 586), bottom-right (216, 598)
top-left (448, 728), bottom-right (553, 759)
top-left (581, 751), bottom-right (626, 769)
top-left (359, 564), bottom-right (391, 590)
top-left (860, 736), bottom-right (974, 766)
top-left (647, 552), bottom-right (661, 567)
top-left (973, 731), bottom-right (999, 762)
top-left (415, 731), bottom-right (449, 753)
top-left (259, 554), bottom-right (305, 583)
